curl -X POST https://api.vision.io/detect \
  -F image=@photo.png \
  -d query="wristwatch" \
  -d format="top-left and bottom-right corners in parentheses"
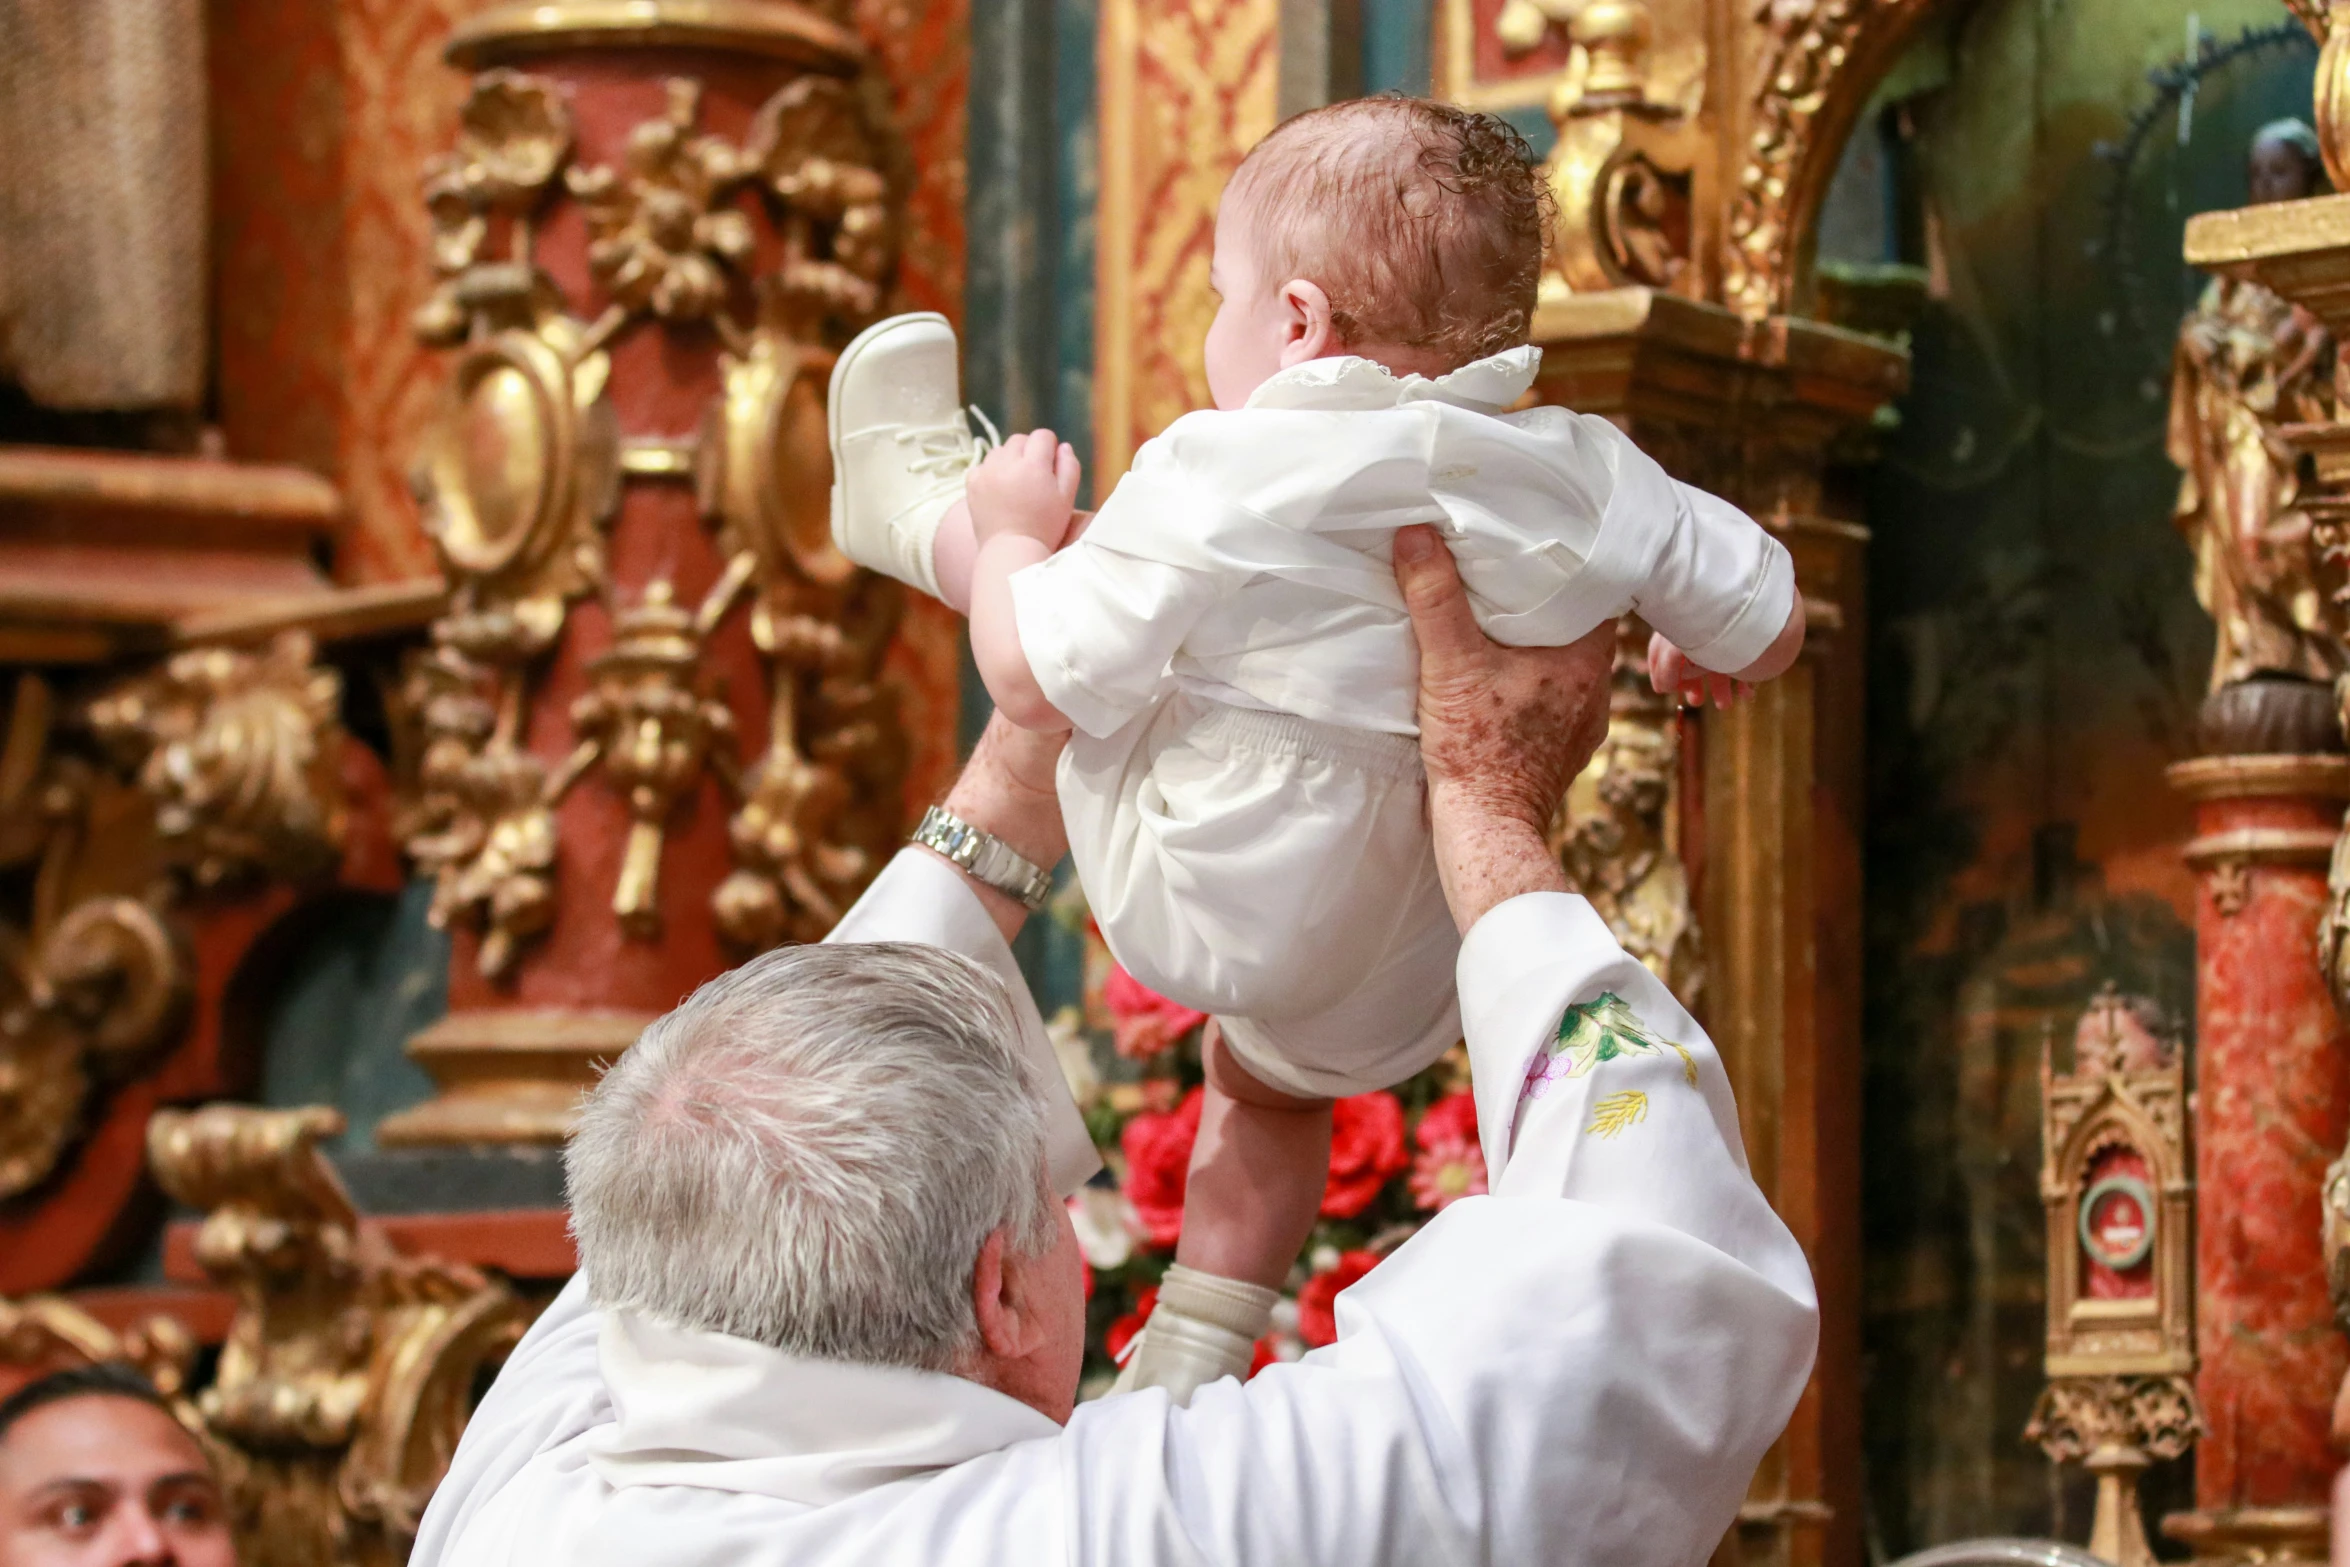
top-left (912, 805), bottom-right (1056, 912)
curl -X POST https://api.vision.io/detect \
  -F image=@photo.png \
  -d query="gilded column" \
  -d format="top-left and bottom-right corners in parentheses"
top-left (378, 2), bottom-right (911, 1144)
top-left (1531, 285), bottom-right (1903, 1567)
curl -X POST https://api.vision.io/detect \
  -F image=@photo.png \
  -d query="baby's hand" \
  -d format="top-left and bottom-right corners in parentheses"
top-left (1647, 633), bottom-right (1750, 710)
top-left (967, 429), bottom-right (1081, 551)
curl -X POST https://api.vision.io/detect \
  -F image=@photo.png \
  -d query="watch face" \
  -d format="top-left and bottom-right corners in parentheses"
top-left (2079, 1173), bottom-right (2156, 1272)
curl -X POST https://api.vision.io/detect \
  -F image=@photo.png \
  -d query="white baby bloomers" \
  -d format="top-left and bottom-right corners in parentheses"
top-left (1010, 346), bottom-right (1793, 1097)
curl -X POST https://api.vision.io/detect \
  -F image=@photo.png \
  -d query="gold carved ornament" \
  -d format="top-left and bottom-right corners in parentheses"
top-left (0, 637), bottom-right (346, 1200)
top-left (2285, 1), bottom-right (2350, 192)
top-left (1551, 621), bottom-right (1705, 1007)
top-left (1494, 0), bottom-right (1708, 300)
top-left (0, 1293), bottom-right (200, 1410)
top-left (703, 76), bottom-right (906, 949)
top-left (403, 67), bottom-right (906, 975)
top-left (146, 1105), bottom-right (533, 1567)
top-left (1722, 0), bottom-right (1940, 321)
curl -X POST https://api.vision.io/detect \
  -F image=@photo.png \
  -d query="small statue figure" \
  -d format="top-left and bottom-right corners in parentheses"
top-left (2168, 119), bottom-right (2342, 693)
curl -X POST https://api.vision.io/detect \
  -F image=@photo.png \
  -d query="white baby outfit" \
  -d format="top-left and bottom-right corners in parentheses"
top-left (1010, 345), bottom-right (1793, 1097)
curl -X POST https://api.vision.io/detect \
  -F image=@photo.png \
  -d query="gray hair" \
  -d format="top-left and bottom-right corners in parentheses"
top-left (565, 942), bottom-right (1059, 1371)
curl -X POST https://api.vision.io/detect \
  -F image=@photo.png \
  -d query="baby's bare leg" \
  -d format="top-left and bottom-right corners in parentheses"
top-left (933, 497), bottom-right (978, 613)
top-left (1177, 1023), bottom-right (1334, 1292)
top-left (934, 499), bottom-right (1096, 615)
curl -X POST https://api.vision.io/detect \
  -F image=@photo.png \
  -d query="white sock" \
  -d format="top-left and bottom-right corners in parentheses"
top-left (1114, 1264), bottom-right (1279, 1407)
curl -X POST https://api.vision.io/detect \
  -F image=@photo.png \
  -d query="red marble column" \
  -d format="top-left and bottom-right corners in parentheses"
top-left (2167, 752), bottom-right (2350, 1567)
top-left (377, 5), bottom-right (923, 1143)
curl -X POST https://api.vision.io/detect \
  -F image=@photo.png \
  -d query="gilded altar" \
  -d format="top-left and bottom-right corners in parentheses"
top-left (0, 0), bottom-right (2027, 1563)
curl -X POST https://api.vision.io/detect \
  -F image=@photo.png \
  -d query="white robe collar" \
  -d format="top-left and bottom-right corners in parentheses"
top-left (1242, 344), bottom-right (1542, 414)
top-left (587, 1308), bottom-right (1061, 1506)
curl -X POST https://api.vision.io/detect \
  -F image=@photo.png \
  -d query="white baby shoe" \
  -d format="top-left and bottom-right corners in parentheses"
top-left (828, 311), bottom-right (985, 600)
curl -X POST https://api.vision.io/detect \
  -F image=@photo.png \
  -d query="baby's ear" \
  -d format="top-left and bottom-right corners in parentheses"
top-left (1279, 278), bottom-right (1340, 364)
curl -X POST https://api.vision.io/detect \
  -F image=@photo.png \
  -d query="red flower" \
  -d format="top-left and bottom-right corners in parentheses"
top-left (1296, 1251), bottom-right (1381, 1347)
top-left (1409, 1093), bottom-right (1488, 1212)
top-left (1415, 1092), bottom-right (1479, 1148)
top-left (1103, 965), bottom-right (1209, 1060)
top-left (1106, 1284), bottom-right (1158, 1363)
top-left (1120, 1087), bottom-right (1204, 1247)
top-left (1320, 1092), bottom-right (1410, 1218)
top-left (1249, 1337), bottom-right (1278, 1377)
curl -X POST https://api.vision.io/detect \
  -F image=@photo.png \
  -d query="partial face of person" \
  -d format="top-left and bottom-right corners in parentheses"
top-left (0, 1396), bottom-right (233, 1567)
top-left (2250, 137), bottom-right (2320, 205)
top-left (1202, 201), bottom-right (1298, 411)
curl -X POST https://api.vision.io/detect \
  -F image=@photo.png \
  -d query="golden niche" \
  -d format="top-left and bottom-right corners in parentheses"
top-left (2026, 986), bottom-right (2199, 1567)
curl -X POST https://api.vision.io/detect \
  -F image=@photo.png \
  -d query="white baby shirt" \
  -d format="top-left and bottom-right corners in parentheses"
top-left (1008, 345), bottom-right (1795, 742)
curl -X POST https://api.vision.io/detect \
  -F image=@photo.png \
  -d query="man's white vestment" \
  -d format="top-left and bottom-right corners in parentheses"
top-left (410, 848), bottom-right (1818, 1567)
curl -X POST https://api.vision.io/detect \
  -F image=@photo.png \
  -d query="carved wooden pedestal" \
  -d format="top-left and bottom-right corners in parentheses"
top-left (1530, 285), bottom-right (1906, 1567)
top-left (376, 2), bottom-right (912, 1144)
top-left (2163, 753), bottom-right (2350, 1567)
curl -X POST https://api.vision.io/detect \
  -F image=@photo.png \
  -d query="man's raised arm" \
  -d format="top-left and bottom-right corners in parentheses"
top-left (1057, 527), bottom-right (1817, 1566)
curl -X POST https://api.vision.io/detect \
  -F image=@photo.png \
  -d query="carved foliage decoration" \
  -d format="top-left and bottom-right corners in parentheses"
top-left (405, 66), bottom-right (906, 973)
top-left (0, 640), bottom-right (346, 1200)
top-left (1724, 0), bottom-right (1939, 320)
top-left (2026, 1373), bottom-right (2203, 1463)
top-left (0, 1293), bottom-right (199, 1407)
top-left (567, 577), bottom-right (742, 936)
top-left (147, 1105), bottom-right (532, 1567)
top-left (568, 78), bottom-right (756, 325)
top-left (87, 634), bottom-right (347, 888)
top-left (701, 86), bottom-right (906, 946)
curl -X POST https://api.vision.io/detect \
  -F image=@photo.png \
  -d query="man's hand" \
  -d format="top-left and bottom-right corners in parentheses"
top-left (928, 713), bottom-right (1071, 943)
top-left (1394, 524), bottom-right (1614, 933)
top-left (967, 429), bottom-right (1081, 550)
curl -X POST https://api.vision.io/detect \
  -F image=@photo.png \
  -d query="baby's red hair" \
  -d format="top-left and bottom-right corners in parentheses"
top-left (1222, 97), bottom-right (1553, 372)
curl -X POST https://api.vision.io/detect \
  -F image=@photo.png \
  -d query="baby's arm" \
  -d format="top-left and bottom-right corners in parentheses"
top-left (1648, 590), bottom-right (1806, 709)
top-left (1634, 474), bottom-right (1804, 709)
top-left (967, 430), bottom-right (1082, 733)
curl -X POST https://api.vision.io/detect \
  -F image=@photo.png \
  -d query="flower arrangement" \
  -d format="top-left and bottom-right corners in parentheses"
top-left (1059, 902), bottom-right (1487, 1396)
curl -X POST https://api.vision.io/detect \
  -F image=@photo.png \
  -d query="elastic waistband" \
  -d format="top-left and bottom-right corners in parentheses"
top-left (1172, 694), bottom-right (1423, 781)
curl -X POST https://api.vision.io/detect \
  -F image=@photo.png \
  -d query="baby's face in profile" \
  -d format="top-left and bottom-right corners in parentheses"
top-left (1203, 197), bottom-right (1357, 411)
top-left (1202, 202), bottom-right (1296, 411)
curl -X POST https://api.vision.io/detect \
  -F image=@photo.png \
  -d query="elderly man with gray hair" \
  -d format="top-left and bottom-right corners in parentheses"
top-left (411, 526), bottom-right (1817, 1567)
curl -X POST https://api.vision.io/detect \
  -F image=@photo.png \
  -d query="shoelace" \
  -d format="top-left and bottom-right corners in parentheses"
top-left (896, 405), bottom-right (1002, 478)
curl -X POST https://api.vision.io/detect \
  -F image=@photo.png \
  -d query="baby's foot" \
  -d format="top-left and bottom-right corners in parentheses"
top-left (828, 312), bottom-right (988, 598)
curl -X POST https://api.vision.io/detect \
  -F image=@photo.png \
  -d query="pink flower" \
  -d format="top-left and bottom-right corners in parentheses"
top-left (1408, 1093), bottom-right (1488, 1212)
top-left (1321, 1092), bottom-right (1410, 1219)
top-left (1119, 1087), bottom-right (1204, 1247)
top-left (1103, 964), bottom-right (1209, 1060)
